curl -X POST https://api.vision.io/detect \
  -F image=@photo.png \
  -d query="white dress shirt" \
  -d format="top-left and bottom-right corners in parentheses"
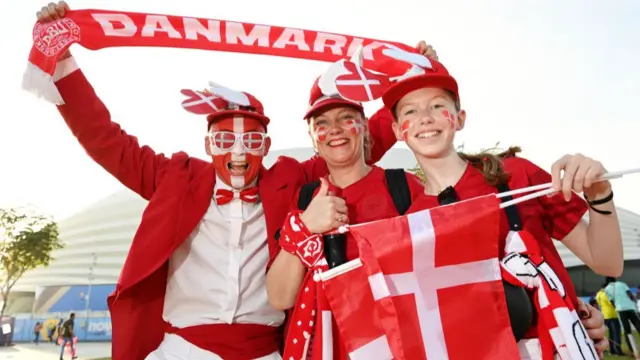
top-left (163, 177), bottom-right (284, 328)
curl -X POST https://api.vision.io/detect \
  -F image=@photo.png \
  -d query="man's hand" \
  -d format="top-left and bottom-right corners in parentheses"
top-left (36, 1), bottom-right (72, 60)
top-left (299, 178), bottom-right (348, 234)
top-left (36, 1), bottom-right (69, 21)
top-left (416, 41), bottom-right (438, 60)
top-left (577, 298), bottom-right (608, 359)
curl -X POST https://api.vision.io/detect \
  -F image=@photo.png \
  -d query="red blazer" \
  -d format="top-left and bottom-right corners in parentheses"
top-left (55, 70), bottom-right (397, 360)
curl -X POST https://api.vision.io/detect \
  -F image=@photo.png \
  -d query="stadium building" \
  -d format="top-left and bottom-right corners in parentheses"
top-left (7, 147), bottom-right (640, 342)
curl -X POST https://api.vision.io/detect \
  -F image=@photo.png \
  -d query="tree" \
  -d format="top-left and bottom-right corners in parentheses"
top-left (0, 208), bottom-right (63, 319)
top-left (408, 164), bottom-right (425, 182)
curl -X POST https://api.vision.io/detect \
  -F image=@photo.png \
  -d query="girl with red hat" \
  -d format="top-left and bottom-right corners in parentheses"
top-left (378, 54), bottom-right (621, 359)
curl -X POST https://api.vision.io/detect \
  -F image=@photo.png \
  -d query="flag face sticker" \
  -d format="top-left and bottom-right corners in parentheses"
top-left (323, 195), bottom-right (521, 360)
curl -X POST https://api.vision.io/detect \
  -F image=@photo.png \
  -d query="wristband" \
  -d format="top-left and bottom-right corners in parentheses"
top-left (585, 191), bottom-right (613, 215)
top-left (279, 211), bottom-right (323, 268)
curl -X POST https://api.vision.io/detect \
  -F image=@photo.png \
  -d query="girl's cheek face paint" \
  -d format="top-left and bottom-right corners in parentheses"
top-left (401, 119), bottom-right (412, 141)
top-left (442, 109), bottom-right (456, 129)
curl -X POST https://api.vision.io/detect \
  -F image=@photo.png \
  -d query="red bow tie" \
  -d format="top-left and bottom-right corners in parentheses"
top-left (215, 187), bottom-right (259, 205)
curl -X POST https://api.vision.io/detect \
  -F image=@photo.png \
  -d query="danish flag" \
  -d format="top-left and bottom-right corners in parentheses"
top-left (321, 195), bottom-right (520, 360)
top-left (335, 61), bottom-right (390, 102)
top-left (180, 89), bottom-right (227, 114)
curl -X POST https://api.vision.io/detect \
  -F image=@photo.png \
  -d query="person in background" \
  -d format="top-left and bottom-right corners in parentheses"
top-left (33, 321), bottom-right (41, 345)
top-left (605, 277), bottom-right (640, 357)
top-left (596, 285), bottom-right (623, 356)
top-left (59, 313), bottom-right (77, 360)
top-left (48, 321), bottom-right (56, 344)
top-left (56, 318), bottom-right (63, 341)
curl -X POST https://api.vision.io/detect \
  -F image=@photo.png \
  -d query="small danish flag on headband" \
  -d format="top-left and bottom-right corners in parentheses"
top-left (181, 82), bottom-right (264, 115)
top-left (180, 89), bottom-right (227, 115)
top-left (333, 47), bottom-right (392, 102)
top-left (329, 44), bottom-right (434, 103)
top-left (207, 81), bottom-right (254, 108)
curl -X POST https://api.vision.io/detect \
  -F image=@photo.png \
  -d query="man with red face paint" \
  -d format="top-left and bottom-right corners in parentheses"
top-left (35, 4), bottom-right (405, 360)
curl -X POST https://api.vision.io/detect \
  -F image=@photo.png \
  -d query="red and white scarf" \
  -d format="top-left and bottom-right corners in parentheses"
top-left (284, 259), bottom-right (344, 360)
top-left (500, 230), bottom-right (598, 360)
top-left (23, 9), bottom-right (415, 104)
top-left (279, 211), bottom-right (342, 359)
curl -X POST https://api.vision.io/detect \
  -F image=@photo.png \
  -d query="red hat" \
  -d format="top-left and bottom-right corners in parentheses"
top-left (180, 82), bottom-right (270, 128)
top-left (304, 77), bottom-right (363, 120)
top-left (325, 45), bottom-right (459, 111)
top-left (381, 58), bottom-right (458, 109)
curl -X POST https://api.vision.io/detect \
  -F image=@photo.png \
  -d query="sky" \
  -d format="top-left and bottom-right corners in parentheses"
top-left (1, 0), bottom-right (639, 220)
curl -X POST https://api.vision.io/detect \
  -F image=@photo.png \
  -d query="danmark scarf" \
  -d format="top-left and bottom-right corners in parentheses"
top-left (23, 9), bottom-right (414, 104)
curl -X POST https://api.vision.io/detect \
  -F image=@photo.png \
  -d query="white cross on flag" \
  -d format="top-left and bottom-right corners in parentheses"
top-left (321, 195), bottom-right (520, 360)
top-left (335, 61), bottom-right (390, 102)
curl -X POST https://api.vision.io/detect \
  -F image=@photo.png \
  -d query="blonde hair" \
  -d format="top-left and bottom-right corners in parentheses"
top-left (458, 146), bottom-right (521, 186)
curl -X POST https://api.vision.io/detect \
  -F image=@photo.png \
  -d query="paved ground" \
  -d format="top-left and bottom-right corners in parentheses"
top-left (0, 342), bottom-right (111, 360)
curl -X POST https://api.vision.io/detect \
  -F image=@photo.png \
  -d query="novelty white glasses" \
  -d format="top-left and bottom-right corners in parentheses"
top-left (207, 131), bottom-right (266, 151)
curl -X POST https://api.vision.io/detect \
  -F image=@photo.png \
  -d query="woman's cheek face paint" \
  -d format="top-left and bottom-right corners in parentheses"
top-left (343, 118), bottom-right (364, 135)
top-left (314, 125), bottom-right (329, 142)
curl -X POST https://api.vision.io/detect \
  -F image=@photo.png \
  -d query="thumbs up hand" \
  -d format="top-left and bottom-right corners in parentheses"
top-left (299, 178), bottom-right (349, 234)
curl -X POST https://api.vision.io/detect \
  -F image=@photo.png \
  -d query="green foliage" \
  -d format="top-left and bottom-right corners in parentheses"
top-left (408, 164), bottom-right (425, 182)
top-left (0, 208), bottom-right (63, 318)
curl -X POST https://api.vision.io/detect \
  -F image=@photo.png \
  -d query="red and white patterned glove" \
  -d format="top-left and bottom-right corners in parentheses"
top-left (280, 210), bottom-right (324, 268)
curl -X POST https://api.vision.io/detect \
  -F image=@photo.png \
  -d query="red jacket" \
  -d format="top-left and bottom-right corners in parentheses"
top-left (55, 70), bottom-right (397, 360)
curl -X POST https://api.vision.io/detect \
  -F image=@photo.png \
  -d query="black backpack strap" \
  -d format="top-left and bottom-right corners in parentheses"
top-left (496, 182), bottom-right (534, 341)
top-left (384, 168), bottom-right (412, 215)
top-left (297, 181), bottom-right (321, 211)
top-left (275, 180), bottom-right (321, 242)
top-left (496, 183), bottom-right (523, 231)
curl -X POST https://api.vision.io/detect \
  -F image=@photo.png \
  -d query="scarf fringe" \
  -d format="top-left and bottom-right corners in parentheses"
top-left (22, 61), bottom-right (64, 105)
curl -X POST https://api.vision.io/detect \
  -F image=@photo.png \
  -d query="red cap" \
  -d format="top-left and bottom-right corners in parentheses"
top-left (304, 77), bottom-right (364, 120)
top-left (181, 88), bottom-right (270, 128)
top-left (381, 59), bottom-right (459, 110)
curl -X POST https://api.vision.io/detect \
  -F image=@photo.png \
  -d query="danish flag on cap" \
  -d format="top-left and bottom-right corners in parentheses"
top-left (304, 47), bottom-right (382, 119)
top-left (330, 44), bottom-right (459, 109)
top-left (181, 82), bottom-right (270, 126)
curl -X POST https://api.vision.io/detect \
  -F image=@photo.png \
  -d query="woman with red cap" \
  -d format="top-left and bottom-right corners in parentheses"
top-left (265, 44), bottom-right (442, 360)
top-left (374, 54), bottom-right (621, 359)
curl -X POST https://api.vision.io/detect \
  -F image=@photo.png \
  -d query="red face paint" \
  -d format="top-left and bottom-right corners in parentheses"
top-left (343, 117), bottom-right (363, 135)
top-left (208, 116), bottom-right (266, 189)
top-left (442, 109), bottom-right (456, 129)
top-left (401, 119), bottom-right (412, 141)
top-left (313, 124), bottom-right (329, 142)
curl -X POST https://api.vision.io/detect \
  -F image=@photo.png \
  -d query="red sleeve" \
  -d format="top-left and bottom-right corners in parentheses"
top-left (298, 155), bottom-right (329, 184)
top-left (55, 70), bottom-right (169, 201)
top-left (509, 157), bottom-right (588, 240)
top-left (368, 107), bottom-right (398, 164)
